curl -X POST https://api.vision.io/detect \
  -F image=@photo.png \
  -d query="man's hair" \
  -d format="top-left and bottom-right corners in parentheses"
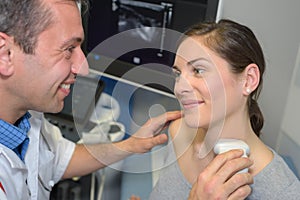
top-left (0, 0), bottom-right (87, 54)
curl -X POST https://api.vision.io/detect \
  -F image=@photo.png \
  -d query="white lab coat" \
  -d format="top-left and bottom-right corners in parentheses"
top-left (0, 111), bottom-right (75, 200)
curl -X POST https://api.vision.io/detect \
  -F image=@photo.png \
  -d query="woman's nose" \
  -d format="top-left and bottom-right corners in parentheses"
top-left (174, 75), bottom-right (193, 95)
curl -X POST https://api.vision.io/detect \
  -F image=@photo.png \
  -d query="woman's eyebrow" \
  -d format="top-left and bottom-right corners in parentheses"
top-left (187, 57), bottom-right (209, 66)
top-left (172, 65), bottom-right (179, 70)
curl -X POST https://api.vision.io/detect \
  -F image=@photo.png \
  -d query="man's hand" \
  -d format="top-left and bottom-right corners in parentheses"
top-left (188, 149), bottom-right (253, 200)
top-left (64, 111), bottom-right (181, 178)
top-left (122, 110), bottom-right (182, 153)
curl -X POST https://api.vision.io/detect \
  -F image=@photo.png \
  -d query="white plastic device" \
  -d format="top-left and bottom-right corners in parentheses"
top-left (213, 139), bottom-right (250, 173)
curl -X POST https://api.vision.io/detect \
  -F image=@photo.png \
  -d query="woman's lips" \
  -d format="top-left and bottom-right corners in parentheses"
top-left (181, 100), bottom-right (204, 109)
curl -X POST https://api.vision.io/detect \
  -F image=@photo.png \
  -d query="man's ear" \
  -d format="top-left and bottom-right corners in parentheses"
top-left (0, 32), bottom-right (14, 76)
top-left (243, 63), bottom-right (260, 96)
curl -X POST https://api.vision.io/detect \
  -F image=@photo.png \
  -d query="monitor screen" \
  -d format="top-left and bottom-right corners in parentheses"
top-left (82, 0), bottom-right (219, 93)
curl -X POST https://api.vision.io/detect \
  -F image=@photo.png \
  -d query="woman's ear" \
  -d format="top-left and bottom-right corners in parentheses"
top-left (243, 63), bottom-right (260, 96)
top-left (0, 32), bottom-right (14, 76)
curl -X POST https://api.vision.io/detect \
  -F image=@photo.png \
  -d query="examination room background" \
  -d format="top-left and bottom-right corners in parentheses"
top-left (51, 0), bottom-right (300, 199)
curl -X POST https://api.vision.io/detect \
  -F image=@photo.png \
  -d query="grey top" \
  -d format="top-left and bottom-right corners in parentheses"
top-left (149, 142), bottom-right (300, 200)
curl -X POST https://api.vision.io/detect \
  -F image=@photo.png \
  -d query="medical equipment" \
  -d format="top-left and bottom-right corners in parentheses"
top-left (48, 75), bottom-right (124, 200)
top-left (81, 92), bottom-right (124, 200)
top-left (214, 139), bottom-right (250, 173)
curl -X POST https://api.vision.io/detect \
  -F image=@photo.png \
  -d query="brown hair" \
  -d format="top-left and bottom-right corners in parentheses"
top-left (183, 19), bottom-right (265, 136)
top-left (0, 0), bottom-right (87, 54)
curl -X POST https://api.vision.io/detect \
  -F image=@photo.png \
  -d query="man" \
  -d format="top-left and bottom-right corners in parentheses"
top-left (0, 0), bottom-right (181, 199)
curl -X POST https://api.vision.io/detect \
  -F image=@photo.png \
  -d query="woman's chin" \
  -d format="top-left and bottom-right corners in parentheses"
top-left (183, 115), bottom-right (202, 128)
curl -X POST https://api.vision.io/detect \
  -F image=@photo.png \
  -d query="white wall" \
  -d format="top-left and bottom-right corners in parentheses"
top-left (217, 0), bottom-right (300, 175)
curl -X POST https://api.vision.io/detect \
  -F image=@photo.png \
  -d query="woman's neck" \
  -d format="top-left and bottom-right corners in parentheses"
top-left (190, 124), bottom-right (273, 176)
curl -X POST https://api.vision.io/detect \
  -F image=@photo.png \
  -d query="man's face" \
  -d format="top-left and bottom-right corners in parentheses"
top-left (11, 0), bottom-right (88, 114)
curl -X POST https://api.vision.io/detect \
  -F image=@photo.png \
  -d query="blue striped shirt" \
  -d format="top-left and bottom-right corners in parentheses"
top-left (0, 112), bottom-right (31, 161)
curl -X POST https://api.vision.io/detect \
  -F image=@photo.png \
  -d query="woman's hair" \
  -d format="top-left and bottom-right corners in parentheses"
top-left (183, 19), bottom-right (265, 136)
top-left (0, 0), bottom-right (87, 54)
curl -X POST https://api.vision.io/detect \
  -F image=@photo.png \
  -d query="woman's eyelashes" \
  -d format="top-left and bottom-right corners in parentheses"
top-left (193, 67), bottom-right (205, 75)
top-left (172, 66), bottom-right (181, 78)
top-left (172, 65), bottom-right (206, 78)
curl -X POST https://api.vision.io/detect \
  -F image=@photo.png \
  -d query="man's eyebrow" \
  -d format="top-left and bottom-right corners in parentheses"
top-left (60, 37), bottom-right (83, 48)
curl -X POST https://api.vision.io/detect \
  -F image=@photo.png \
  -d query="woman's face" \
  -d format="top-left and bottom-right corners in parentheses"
top-left (173, 36), bottom-right (246, 130)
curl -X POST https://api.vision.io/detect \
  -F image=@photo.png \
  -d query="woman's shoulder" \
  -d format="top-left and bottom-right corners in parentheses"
top-left (250, 148), bottom-right (300, 199)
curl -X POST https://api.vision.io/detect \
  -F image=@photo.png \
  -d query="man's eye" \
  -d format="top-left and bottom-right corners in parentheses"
top-left (65, 46), bottom-right (75, 59)
top-left (67, 46), bottom-right (75, 53)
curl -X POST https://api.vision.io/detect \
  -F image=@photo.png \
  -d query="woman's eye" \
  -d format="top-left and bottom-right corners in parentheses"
top-left (172, 68), bottom-right (181, 77)
top-left (193, 67), bottom-right (205, 75)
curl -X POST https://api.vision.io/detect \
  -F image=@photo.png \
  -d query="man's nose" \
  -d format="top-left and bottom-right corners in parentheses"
top-left (71, 48), bottom-right (89, 76)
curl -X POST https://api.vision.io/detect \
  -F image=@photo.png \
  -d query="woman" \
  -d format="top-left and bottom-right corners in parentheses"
top-left (149, 19), bottom-right (300, 200)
